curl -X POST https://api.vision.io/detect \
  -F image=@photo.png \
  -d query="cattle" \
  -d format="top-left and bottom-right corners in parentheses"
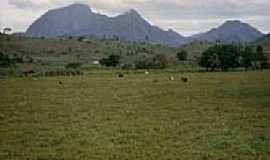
top-left (118, 74), bottom-right (124, 78)
top-left (170, 76), bottom-right (175, 81)
top-left (58, 81), bottom-right (63, 85)
top-left (181, 77), bottom-right (188, 83)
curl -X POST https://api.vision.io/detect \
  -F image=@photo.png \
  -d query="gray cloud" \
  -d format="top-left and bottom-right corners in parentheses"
top-left (8, 0), bottom-right (52, 9)
top-left (8, 0), bottom-right (34, 8)
top-left (1, 0), bottom-right (270, 36)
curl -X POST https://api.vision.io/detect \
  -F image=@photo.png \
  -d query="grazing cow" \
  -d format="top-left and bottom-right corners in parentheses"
top-left (118, 74), bottom-right (124, 78)
top-left (58, 81), bottom-right (63, 85)
top-left (145, 71), bottom-right (149, 75)
top-left (181, 77), bottom-right (188, 83)
top-left (170, 76), bottom-right (175, 81)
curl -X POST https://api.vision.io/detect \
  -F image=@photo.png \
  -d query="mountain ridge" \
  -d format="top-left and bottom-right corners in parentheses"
top-left (191, 20), bottom-right (263, 43)
top-left (26, 3), bottom-right (186, 47)
top-left (26, 3), bottom-right (264, 47)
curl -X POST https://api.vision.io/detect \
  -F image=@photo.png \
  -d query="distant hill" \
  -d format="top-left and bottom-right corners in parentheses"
top-left (26, 3), bottom-right (186, 47)
top-left (253, 34), bottom-right (270, 45)
top-left (0, 34), bottom-right (178, 66)
top-left (25, 3), bottom-right (265, 47)
top-left (191, 20), bottom-right (263, 43)
top-left (179, 41), bottom-right (215, 60)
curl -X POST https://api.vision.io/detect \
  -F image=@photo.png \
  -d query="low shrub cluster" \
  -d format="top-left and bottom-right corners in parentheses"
top-left (135, 54), bottom-right (172, 69)
top-left (41, 70), bottom-right (84, 77)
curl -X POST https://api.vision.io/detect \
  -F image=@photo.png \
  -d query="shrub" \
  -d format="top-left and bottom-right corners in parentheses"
top-left (78, 36), bottom-right (85, 42)
top-left (135, 54), bottom-right (170, 69)
top-left (65, 62), bottom-right (82, 69)
top-left (100, 55), bottom-right (121, 67)
top-left (177, 50), bottom-right (188, 61)
top-left (0, 52), bottom-right (15, 67)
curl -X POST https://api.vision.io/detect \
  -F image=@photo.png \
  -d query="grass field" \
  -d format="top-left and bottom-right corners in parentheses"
top-left (1, 71), bottom-right (270, 160)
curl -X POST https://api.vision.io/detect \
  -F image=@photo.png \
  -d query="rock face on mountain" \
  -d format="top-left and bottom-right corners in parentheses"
top-left (26, 3), bottom-right (186, 47)
top-left (191, 20), bottom-right (263, 43)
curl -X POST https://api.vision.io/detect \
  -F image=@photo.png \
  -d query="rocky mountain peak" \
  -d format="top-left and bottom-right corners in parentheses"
top-left (64, 3), bottom-right (92, 12)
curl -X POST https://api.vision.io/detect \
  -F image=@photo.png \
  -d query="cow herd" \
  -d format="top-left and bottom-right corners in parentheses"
top-left (117, 72), bottom-right (188, 83)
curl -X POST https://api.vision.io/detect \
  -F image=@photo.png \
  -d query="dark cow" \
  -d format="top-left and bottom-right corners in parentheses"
top-left (181, 77), bottom-right (188, 83)
top-left (118, 74), bottom-right (124, 78)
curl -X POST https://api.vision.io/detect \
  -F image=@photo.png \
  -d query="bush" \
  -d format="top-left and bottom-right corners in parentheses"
top-left (0, 52), bottom-right (15, 67)
top-left (100, 55), bottom-right (121, 67)
top-left (65, 62), bottom-right (82, 69)
top-left (135, 54), bottom-right (170, 69)
top-left (78, 36), bottom-right (85, 42)
top-left (177, 50), bottom-right (188, 61)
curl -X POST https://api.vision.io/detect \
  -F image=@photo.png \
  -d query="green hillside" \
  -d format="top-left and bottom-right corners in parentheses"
top-left (1, 34), bottom-right (214, 77)
top-left (178, 41), bottom-right (215, 60)
top-left (0, 34), bottom-right (178, 66)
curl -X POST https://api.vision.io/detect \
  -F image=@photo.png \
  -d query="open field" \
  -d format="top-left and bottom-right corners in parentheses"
top-left (1, 71), bottom-right (270, 160)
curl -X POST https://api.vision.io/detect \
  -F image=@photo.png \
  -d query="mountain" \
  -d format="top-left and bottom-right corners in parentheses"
top-left (191, 20), bottom-right (263, 43)
top-left (26, 3), bottom-right (186, 47)
top-left (26, 4), bottom-right (265, 47)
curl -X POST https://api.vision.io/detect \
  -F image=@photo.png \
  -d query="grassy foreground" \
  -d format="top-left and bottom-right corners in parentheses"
top-left (0, 71), bottom-right (270, 160)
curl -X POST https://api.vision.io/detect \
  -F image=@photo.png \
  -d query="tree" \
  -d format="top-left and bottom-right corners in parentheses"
top-left (135, 54), bottom-right (170, 69)
top-left (199, 46), bottom-right (220, 71)
top-left (255, 45), bottom-right (267, 69)
top-left (3, 27), bottom-right (12, 34)
top-left (241, 46), bottom-right (253, 71)
top-left (177, 50), bottom-right (188, 61)
top-left (241, 45), bottom-right (268, 70)
top-left (217, 45), bottom-right (240, 71)
top-left (0, 52), bottom-right (15, 66)
top-left (135, 56), bottom-right (153, 69)
top-left (100, 55), bottom-right (121, 67)
top-left (260, 56), bottom-right (269, 69)
top-left (199, 45), bottom-right (240, 71)
top-left (152, 54), bottom-right (169, 69)
top-left (78, 36), bottom-right (85, 42)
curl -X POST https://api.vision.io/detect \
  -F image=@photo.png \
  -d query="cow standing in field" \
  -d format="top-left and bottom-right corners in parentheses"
top-left (118, 74), bottom-right (124, 78)
top-left (58, 81), bottom-right (63, 85)
top-left (181, 77), bottom-right (188, 83)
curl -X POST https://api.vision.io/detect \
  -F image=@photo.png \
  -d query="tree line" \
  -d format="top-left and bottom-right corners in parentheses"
top-left (199, 44), bottom-right (268, 71)
top-left (0, 52), bottom-right (33, 67)
top-left (98, 44), bottom-right (269, 71)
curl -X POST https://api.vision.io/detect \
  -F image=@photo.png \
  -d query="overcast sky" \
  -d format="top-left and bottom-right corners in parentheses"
top-left (0, 0), bottom-right (270, 36)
